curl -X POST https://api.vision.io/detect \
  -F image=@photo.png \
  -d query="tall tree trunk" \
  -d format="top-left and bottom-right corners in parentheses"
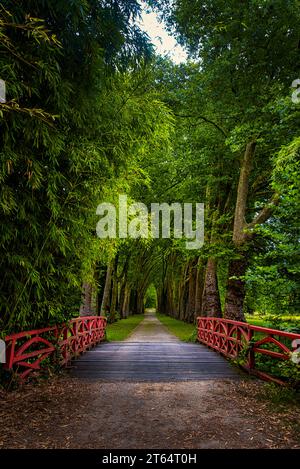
top-left (172, 274), bottom-right (179, 318)
top-left (179, 262), bottom-right (189, 321)
top-left (121, 283), bottom-right (130, 318)
top-left (109, 255), bottom-right (119, 322)
top-left (224, 256), bottom-right (248, 321)
top-left (224, 142), bottom-right (256, 321)
top-left (137, 289), bottom-right (145, 314)
top-left (157, 287), bottom-right (162, 313)
top-left (232, 142), bottom-right (256, 246)
top-left (119, 280), bottom-right (126, 318)
top-left (223, 141), bottom-right (279, 322)
top-left (194, 258), bottom-right (204, 320)
top-left (79, 271), bottom-right (98, 316)
top-left (201, 258), bottom-right (222, 317)
top-left (185, 258), bottom-right (198, 323)
top-left (100, 261), bottom-right (113, 316)
top-left (165, 280), bottom-right (174, 316)
top-left (201, 203), bottom-right (222, 318)
top-left (110, 274), bottom-right (118, 323)
top-left (79, 282), bottom-right (93, 316)
top-left (129, 289), bottom-right (137, 315)
top-left (158, 284), bottom-right (168, 315)
top-left (129, 288), bottom-right (145, 315)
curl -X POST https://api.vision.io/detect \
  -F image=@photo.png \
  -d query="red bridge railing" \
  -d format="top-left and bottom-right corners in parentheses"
top-left (3, 316), bottom-right (107, 380)
top-left (197, 317), bottom-right (300, 384)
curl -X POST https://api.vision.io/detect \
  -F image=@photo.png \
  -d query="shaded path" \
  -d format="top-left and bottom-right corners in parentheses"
top-left (72, 311), bottom-right (239, 381)
top-left (125, 310), bottom-right (179, 342)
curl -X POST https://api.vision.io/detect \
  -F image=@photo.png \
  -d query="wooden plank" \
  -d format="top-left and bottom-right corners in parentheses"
top-left (71, 341), bottom-right (240, 381)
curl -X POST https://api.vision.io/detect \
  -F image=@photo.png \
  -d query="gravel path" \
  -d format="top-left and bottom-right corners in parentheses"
top-left (1, 377), bottom-right (299, 449)
top-left (125, 310), bottom-right (179, 342)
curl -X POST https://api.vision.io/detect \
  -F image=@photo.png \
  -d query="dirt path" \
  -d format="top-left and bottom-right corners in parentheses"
top-left (0, 312), bottom-right (299, 449)
top-left (0, 377), bottom-right (299, 449)
top-left (125, 310), bottom-right (179, 342)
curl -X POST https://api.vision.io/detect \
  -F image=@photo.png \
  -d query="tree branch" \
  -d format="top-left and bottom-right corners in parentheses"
top-left (174, 113), bottom-right (227, 137)
top-left (246, 193), bottom-right (280, 231)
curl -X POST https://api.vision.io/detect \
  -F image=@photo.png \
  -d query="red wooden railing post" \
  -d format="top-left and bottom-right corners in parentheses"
top-left (247, 328), bottom-right (255, 371)
top-left (236, 327), bottom-right (242, 356)
top-left (62, 325), bottom-right (69, 364)
top-left (4, 338), bottom-right (15, 371)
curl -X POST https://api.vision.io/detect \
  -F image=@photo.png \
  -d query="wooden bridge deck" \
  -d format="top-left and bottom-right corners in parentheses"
top-left (71, 341), bottom-right (240, 381)
top-left (71, 312), bottom-right (240, 381)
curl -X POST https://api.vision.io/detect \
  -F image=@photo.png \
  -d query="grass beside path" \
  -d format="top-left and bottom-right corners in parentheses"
top-left (156, 313), bottom-right (196, 342)
top-left (246, 314), bottom-right (300, 332)
top-left (105, 314), bottom-right (144, 341)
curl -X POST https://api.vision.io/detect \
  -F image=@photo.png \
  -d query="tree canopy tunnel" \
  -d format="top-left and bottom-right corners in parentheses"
top-left (1, 0), bottom-right (299, 334)
top-left (144, 284), bottom-right (158, 310)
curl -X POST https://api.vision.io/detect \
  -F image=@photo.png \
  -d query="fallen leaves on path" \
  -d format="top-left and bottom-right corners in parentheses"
top-left (0, 375), bottom-right (299, 449)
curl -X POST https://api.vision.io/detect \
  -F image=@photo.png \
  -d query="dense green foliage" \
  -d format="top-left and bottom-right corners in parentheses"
top-left (144, 285), bottom-right (157, 308)
top-left (0, 1), bottom-right (167, 331)
top-left (0, 0), bottom-right (299, 352)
